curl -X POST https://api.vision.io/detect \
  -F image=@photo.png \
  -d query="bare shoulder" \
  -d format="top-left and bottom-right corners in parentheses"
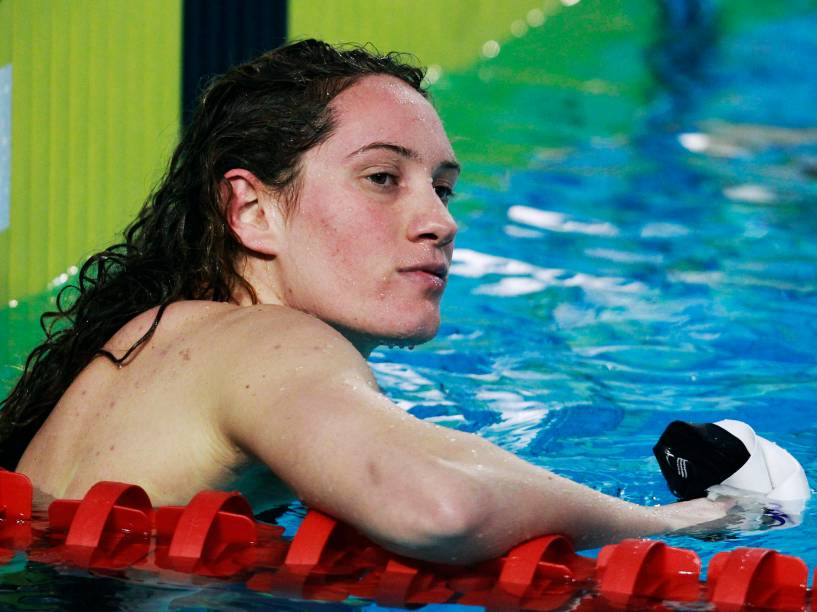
top-left (103, 300), bottom-right (373, 395)
top-left (202, 304), bottom-right (380, 448)
top-left (101, 300), bottom-right (376, 447)
top-left (165, 304), bottom-right (377, 419)
top-left (215, 304), bottom-right (373, 379)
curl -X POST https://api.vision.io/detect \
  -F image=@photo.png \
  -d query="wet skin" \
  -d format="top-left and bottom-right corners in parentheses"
top-left (18, 74), bottom-right (461, 509)
top-left (16, 75), bottom-right (729, 564)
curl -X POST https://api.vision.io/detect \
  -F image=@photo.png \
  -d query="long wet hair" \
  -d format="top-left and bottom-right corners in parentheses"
top-left (0, 39), bottom-right (427, 470)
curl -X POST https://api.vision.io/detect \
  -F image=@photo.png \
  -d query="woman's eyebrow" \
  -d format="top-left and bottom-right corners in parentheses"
top-left (347, 141), bottom-right (461, 174)
top-left (437, 160), bottom-right (461, 175)
top-left (347, 141), bottom-right (418, 160)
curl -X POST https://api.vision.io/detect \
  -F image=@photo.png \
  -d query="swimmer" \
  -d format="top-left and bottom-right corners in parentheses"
top-left (0, 40), bottom-right (731, 564)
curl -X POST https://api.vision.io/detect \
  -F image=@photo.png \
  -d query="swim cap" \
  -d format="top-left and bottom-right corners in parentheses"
top-left (653, 419), bottom-right (810, 509)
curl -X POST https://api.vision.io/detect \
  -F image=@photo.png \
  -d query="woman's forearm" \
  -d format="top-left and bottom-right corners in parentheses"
top-left (466, 455), bottom-right (727, 551)
top-left (239, 369), bottom-right (728, 565)
top-left (371, 428), bottom-right (728, 564)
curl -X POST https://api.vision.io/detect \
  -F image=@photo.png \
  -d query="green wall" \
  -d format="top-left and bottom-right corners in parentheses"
top-left (1, 0), bottom-right (656, 305)
top-left (0, 0), bottom-right (668, 393)
top-left (3, 0), bottom-right (817, 306)
top-left (289, 0), bottom-right (569, 73)
top-left (5, 0), bottom-right (812, 382)
top-left (0, 0), bottom-right (182, 305)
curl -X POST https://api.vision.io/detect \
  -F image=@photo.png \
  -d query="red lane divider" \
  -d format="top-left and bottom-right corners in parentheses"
top-left (482, 534), bottom-right (587, 610)
top-left (248, 509), bottom-right (392, 600)
top-left (500, 534), bottom-right (592, 596)
top-left (380, 560), bottom-right (458, 607)
top-left (375, 557), bottom-right (423, 606)
top-left (0, 471), bottom-right (814, 611)
top-left (48, 481), bottom-right (152, 568)
top-left (155, 490), bottom-right (258, 575)
top-left (283, 508), bottom-right (337, 573)
top-left (0, 469), bottom-right (32, 520)
top-left (708, 547), bottom-right (808, 610)
top-left (596, 539), bottom-right (701, 606)
top-left (0, 470), bottom-right (34, 560)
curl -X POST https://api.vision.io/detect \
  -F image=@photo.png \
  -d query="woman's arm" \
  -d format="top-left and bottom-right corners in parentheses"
top-left (218, 310), bottom-right (729, 564)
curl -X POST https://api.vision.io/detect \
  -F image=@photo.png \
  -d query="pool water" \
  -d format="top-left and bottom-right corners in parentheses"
top-left (2, 3), bottom-right (817, 609)
top-left (410, 2), bottom-right (817, 573)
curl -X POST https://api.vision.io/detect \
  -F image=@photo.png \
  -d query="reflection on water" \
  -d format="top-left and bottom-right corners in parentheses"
top-left (375, 5), bottom-right (817, 572)
top-left (1, 3), bottom-right (816, 608)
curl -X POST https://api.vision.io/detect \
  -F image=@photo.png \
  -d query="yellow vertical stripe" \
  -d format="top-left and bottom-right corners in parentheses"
top-left (14, 0), bottom-right (36, 300)
top-left (85, 0), bottom-right (104, 275)
top-left (0, 0), bottom-right (11, 300)
top-left (0, 0), bottom-right (182, 303)
top-left (47, 1), bottom-right (66, 281)
top-left (66, 0), bottom-right (85, 264)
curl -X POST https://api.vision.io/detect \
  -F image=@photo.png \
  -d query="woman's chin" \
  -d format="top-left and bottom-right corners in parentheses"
top-left (389, 320), bottom-right (441, 348)
top-left (338, 316), bottom-right (441, 353)
top-left (384, 330), bottom-right (436, 349)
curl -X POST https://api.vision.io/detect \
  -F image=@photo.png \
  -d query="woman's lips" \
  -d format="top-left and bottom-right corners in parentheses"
top-left (399, 265), bottom-right (448, 292)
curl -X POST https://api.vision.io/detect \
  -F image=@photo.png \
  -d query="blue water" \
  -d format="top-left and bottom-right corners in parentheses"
top-left (2, 5), bottom-right (817, 610)
top-left (375, 7), bottom-right (817, 576)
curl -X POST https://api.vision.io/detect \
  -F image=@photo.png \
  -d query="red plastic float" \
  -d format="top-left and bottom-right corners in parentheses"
top-left (0, 469), bottom-right (815, 610)
top-left (282, 508), bottom-right (338, 573)
top-left (708, 547), bottom-right (808, 610)
top-left (0, 469), bottom-right (32, 520)
top-left (155, 489), bottom-right (260, 575)
top-left (0, 469), bottom-right (33, 561)
top-left (596, 538), bottom-right (701, 606)
top-left (47, 481), bottom-right (152, 568)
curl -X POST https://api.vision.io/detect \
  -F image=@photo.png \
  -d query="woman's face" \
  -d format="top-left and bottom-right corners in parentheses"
top-left (275, 75), bottom-right (460, 353)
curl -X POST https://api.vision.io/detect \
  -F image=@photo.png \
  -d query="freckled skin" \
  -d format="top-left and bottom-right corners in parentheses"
top-left (15, 75), bottom-right (727, 559)
top-left (367, 460), bottom-right (381, 487)
top-left (266, 75), bottom-right (459, 349)
top-left (17, 76), bottom-right (457, 510)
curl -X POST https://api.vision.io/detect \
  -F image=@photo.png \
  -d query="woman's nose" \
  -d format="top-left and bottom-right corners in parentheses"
top-left (407, 188), bottom-right (458, 246)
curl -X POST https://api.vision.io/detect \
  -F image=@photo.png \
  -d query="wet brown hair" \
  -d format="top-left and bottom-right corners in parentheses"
top-left (0, 39), bottom-right (427, 469)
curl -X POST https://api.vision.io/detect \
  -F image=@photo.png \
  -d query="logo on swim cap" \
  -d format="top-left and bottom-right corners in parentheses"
top-left (662, 448), bottom-right (690, 479)
top-left (653, 421), bottom-right (750, 500)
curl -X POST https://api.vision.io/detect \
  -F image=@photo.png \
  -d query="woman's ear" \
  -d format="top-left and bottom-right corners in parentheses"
top-left (221, 169), bottom-right (284, 256)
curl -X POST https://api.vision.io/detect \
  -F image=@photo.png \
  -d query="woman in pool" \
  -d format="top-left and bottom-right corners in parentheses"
top-left (0, 40), bottom-right (728, 563)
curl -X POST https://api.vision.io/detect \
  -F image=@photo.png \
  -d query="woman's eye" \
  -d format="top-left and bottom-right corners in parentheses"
top-left (367, 172), bottom-right (397, 187)
top-left (435, 185), bottom-right (455, 204)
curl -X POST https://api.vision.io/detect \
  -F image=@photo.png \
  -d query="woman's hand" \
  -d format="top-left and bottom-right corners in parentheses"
top-left (659, 496), bottom-right (737, 535)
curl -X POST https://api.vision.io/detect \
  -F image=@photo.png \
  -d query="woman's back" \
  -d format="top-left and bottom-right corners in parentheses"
top-left (17, 301), bottom-right (286, 505)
